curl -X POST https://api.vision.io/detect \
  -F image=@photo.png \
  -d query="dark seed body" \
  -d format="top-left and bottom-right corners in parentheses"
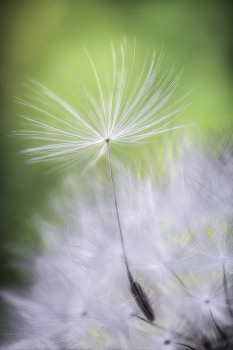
top-left (130, 281), bottom-right (155, 322)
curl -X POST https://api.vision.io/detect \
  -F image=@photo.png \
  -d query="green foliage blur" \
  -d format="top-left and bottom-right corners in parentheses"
top-left (0, 0), bottom-right (233, 338)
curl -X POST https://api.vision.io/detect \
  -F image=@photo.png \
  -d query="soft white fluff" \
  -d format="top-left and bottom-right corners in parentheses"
top-left (3, 139), bottom-right (233, 350)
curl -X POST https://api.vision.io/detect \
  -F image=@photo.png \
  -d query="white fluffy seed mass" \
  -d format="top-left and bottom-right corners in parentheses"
top-left (3, 139), bottom-right (233, 350)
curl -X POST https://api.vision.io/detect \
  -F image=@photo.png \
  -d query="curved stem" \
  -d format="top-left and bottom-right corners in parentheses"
top-left (176, 343), bottom-right (196, 350)
top-left (106, 141), bottom-right (155, 322)
top-left (223, 264), bottom-right (233, 318)
top-left (209, 308), bottom-right (227, 340)
top-left (106, 141), bottom-right (131, 276)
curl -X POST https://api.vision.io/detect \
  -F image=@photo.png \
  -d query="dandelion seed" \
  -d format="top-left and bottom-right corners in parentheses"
top-left (128, 270), bottom-right (155, 322)
top-left (15, 39), bottom-right (188, 321)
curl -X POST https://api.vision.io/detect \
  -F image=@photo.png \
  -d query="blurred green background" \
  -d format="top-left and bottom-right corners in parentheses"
top-left (0, 0), bottom-right (233, 340)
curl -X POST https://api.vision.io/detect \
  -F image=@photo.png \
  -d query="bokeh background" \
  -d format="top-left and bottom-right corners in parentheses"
top-left (0, 0), bottom-right (233, 341)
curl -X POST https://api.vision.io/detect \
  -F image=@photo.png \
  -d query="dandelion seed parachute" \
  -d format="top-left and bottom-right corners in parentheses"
top-left (15, 39), bottom-right (187, 167)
